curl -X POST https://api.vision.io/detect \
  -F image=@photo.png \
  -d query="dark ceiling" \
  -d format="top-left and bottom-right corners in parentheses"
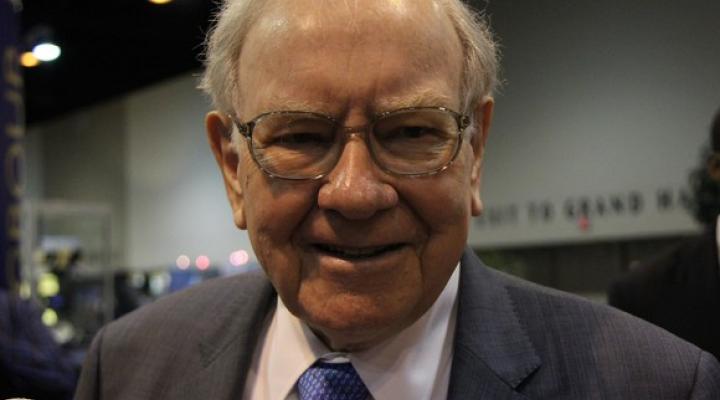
top-left (21, 0), bottom-right (218, 124)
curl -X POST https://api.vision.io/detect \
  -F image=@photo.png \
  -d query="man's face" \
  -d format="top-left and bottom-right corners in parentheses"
top-left (208, 0), bottom-right (492, 351)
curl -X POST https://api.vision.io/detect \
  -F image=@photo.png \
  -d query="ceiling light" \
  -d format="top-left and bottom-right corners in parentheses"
top-left (20, 52), bottom-right (39, 68)
top-left (149, 0), bottom-right (173, 4)
top-left (32, 43), bottom-right (61, 62)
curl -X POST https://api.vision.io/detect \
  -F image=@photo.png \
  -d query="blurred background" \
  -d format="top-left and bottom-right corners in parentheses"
top-left (2, 0), bottom-right (720, 395)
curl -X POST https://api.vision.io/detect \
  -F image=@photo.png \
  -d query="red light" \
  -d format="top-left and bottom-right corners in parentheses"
top-left (195, 255), bottom-right (211, 270)
top-left (578, 215), bottom-right (591, 232)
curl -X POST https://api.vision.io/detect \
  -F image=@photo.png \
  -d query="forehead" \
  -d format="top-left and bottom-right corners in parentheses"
top-left (236, 0), bottom-right (464, 115)
top-left (255, 0), bottom-right (454, 39)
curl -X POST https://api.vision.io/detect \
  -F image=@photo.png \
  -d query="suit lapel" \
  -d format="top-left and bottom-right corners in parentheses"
top-left (448, 249), bottom-right (541, 399)
top-left (167, 269), bottom-right (276, 400)
top-left (163, 251), bottom-right (541, 399)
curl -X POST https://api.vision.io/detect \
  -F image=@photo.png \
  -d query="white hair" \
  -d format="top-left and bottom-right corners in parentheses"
top-left (199, 0), bottom-right (499, 115)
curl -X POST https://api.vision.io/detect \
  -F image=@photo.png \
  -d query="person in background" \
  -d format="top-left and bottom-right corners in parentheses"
top-left (0, 289), bottom-right (77, 400)
top-left (608, 108), bottom-right (720, 361)
top-left (75, 1), bottom-right (720, 398)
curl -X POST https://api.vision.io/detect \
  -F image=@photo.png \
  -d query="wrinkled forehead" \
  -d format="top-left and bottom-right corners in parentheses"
top-left (237, 0), bottom-right (464, 112)
top-left (254, 0), bottom-right (456, 38)
top-left (246, 0), bottom-right (461, 67)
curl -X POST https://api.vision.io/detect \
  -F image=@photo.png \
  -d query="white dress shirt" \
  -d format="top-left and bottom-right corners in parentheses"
top-left (243, 264), bottom-right (460, 400)
top-left (715, 216), bottom-right (720, 271)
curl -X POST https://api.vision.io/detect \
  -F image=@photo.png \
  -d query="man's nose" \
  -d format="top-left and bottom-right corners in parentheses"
top-left (317, 137), bottom-right (399, 219)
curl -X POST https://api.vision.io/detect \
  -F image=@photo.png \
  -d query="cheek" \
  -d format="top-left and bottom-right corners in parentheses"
top-left (414, 180), bottom-right (469, 262)
top-left (401, 152), bottom-right (474, 277)
top-left (242, 173), bottom-right (319, 297)
top-left (242, 158), bottom-right (314, 239)
top-left (409, 163), bottom-right (473, 233)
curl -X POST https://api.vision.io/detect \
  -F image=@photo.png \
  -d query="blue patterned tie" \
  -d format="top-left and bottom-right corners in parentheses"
top-left (297, 361), bottom-right (369, 400)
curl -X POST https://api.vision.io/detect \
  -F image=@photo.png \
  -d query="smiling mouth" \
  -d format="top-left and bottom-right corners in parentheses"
top-left (313, 243), bottom-right (405, 259)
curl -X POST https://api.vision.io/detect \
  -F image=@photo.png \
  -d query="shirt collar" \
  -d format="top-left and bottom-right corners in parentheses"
top-left (715, 216), bottom-right (720, 272)
top-left (266, 263), bottom-right (460, 400)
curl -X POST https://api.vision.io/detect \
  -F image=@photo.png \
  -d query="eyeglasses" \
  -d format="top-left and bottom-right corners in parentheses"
top-left (227, 107), bottom-right (471, 180)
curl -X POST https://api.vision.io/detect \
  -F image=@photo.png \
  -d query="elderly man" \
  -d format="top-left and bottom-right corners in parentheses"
top-left (75, 0), bottom-right (720, 399)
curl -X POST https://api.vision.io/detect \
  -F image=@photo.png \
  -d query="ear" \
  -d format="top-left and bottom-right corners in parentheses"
top-left (469, 96), bottom-right (494, 216)
top-left (708, 153), bottom-right (720, 183)
top-left (206, 111), bottom-right (247, 229)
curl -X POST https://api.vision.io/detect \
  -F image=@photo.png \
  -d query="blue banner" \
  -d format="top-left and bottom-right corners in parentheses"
top-left (1, 0), bottom-right (24, 291)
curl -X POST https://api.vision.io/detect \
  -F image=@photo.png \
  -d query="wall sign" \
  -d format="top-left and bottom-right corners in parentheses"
top-left (470, 185), bottom-right (698, 248)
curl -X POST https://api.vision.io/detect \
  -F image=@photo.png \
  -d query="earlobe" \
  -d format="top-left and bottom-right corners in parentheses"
top-left (206, 111), bottom-right (247, 229)
top-left (470, 145), bottom-right (484, 216)
top-left (471, 191), bottom-right (484, 216)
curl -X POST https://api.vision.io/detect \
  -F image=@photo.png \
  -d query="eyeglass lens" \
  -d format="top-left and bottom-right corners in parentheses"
top-left (249, 109), bottom-right (461, 178)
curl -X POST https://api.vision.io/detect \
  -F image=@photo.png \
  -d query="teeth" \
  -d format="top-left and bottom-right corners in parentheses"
top-left (319, 244), bottom-right (398, 257)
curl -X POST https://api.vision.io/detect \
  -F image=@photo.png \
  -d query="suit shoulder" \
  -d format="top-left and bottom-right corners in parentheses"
top-left (607, 234), bottom-right (717, 312)
top-left (111, 269), bottom-right (267, 328)
top-left (502, 270), bottom-right (689, 348)
top-left (83, 269), bottom-right (274, 398)
top-left (498, 270), bottom-right (710, 386)
top-left (79, 271), bottom-right (275, 399)
top-left (99, 269), bottom-right (273, 356)
top-left (615, 234), bottom-right (712, 285)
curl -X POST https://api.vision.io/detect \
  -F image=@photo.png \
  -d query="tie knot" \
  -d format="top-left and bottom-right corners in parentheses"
top-left (297, 361), bottom-right (369, 400)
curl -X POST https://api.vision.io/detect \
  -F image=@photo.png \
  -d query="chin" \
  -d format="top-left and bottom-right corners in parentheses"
top-left (300, 291), bottom-right (419, 351)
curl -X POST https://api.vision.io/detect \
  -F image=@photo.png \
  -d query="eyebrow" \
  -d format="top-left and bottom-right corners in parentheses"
top-left (252, 98), bottom-right (331, 115)
top-left (374, 91), bottom-right (457, 113)
top-left (247, 90), bottom-right (458, 120)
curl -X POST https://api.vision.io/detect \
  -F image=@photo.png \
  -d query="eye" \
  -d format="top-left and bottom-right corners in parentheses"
top-left (254, 115), bottom-right (335, 148)
top-left (374, 110), bottom-right (456, 143)
top-left (275, 131), bottom-right (332, 145)
top-left (377, 124), bottom-right (447, 143)
top-left (390, 125), bottom-right (441, 139)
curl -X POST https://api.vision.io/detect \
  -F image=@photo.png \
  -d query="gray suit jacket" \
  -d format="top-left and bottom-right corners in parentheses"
top-left (75, 249), bottom-right (720, 399)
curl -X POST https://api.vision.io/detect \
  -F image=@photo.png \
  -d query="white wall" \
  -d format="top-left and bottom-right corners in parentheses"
top-left (470, 0), bottom-right (720, 247)
top-left (29, 100), bottom-right (128, 265)
top-left (27, 74), bottom-right (255, 270)
top-left (125, 74), bottom-right (254, 268)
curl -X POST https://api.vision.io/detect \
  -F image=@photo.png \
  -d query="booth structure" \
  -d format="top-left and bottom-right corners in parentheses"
top-left (21, 200), bottom-right (113, 347)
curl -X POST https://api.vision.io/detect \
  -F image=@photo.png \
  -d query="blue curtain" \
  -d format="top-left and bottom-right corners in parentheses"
top-left (0, 0), bottom-right (23, 290)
